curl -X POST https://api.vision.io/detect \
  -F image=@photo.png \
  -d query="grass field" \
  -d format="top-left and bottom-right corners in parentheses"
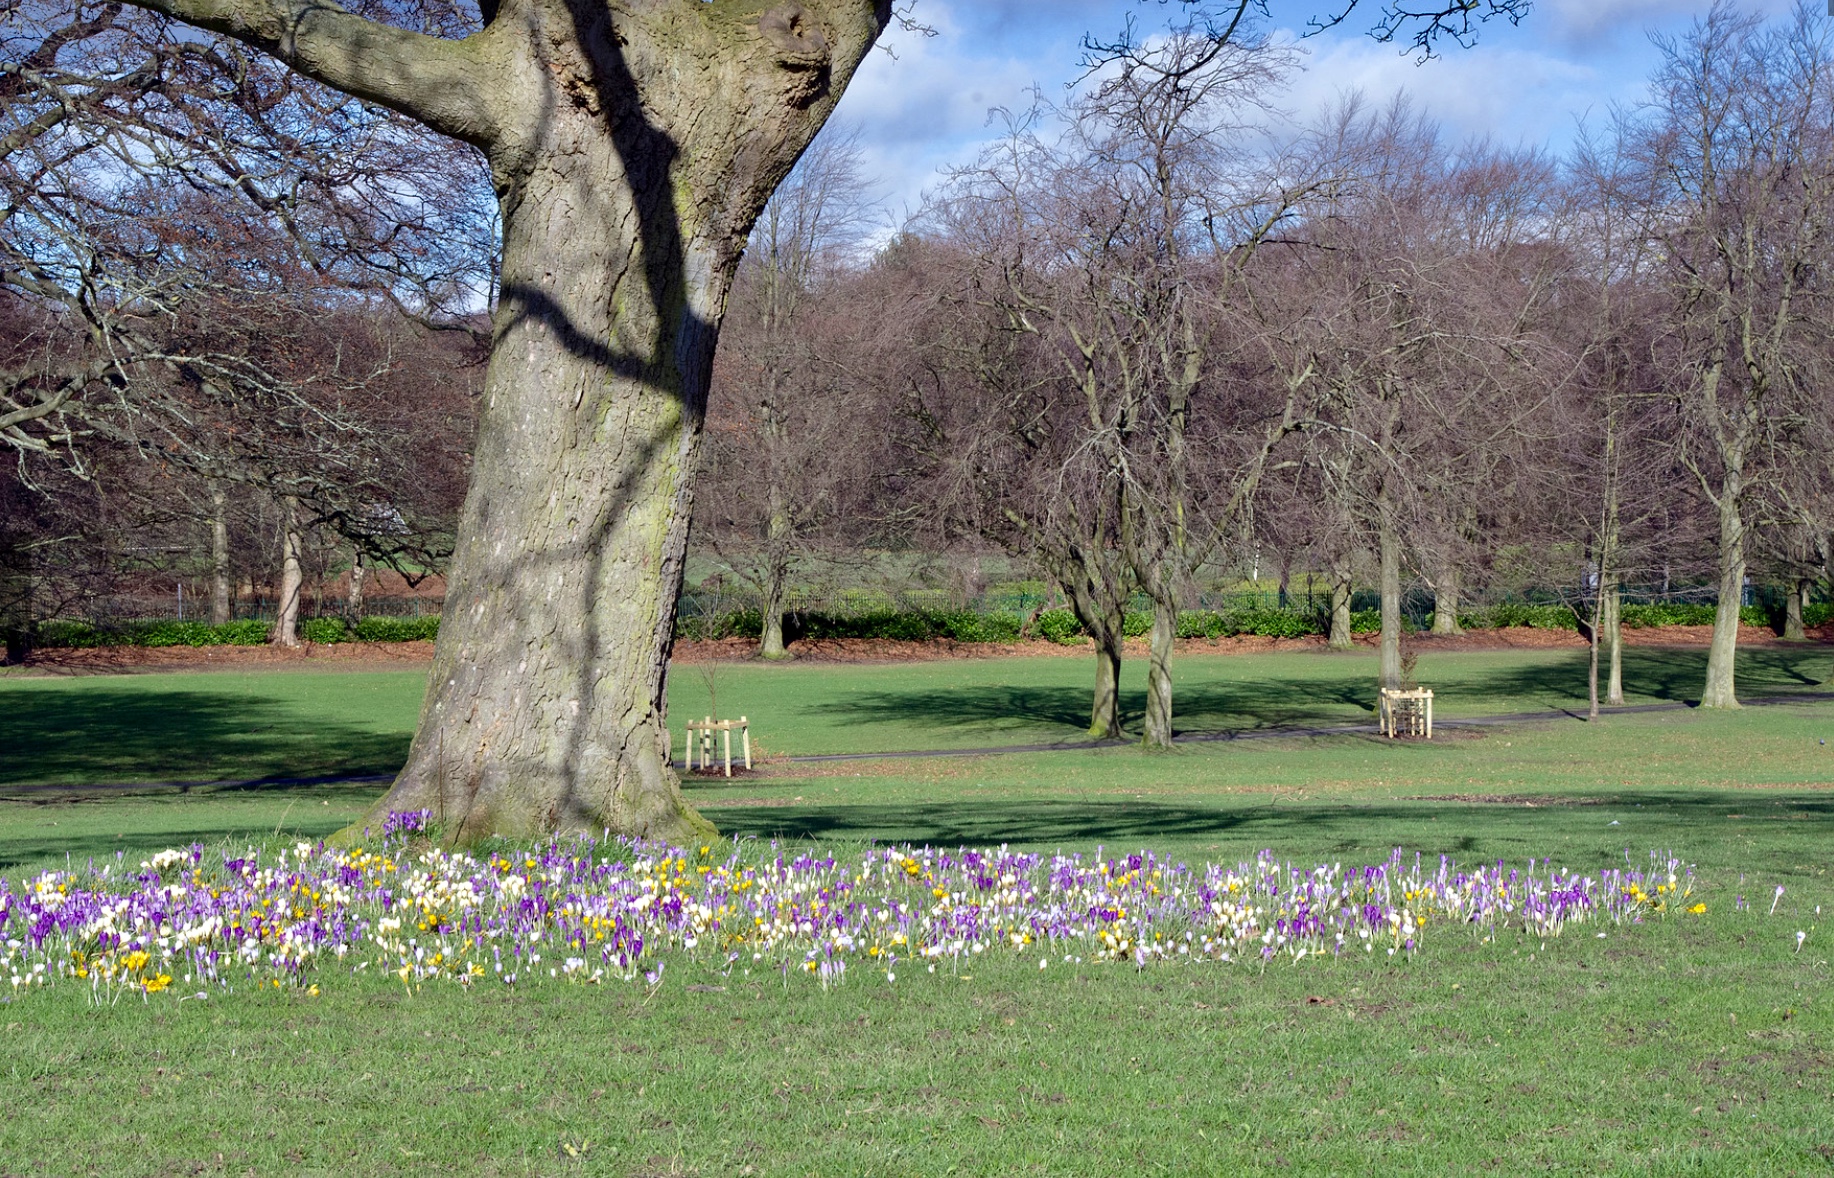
top-left (3, 646), bottom-right (1832, 1174)
top-left (5, 644), bottom-right (1832, 785)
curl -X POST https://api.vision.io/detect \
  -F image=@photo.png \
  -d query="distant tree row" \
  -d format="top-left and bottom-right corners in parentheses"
top-left (693, 3), bottom-right (1834, 740)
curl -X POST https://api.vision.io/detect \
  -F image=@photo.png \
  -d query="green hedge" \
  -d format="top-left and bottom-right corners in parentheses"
top-left (352, 615), bottom-right (440, 642)
top-left (1036, 609), bottom-right (1083, 644)
top-left (1455, 604), bottom-right (1577, 630)
top-left (1619, 602), bottom-right (1767, 628)
top-left (34, 619), bottom-right (272, 648)
top-left (33, 595), bottom-right (1814, 651)
top-left (1176, 608), bottom-right (1323, 639)
top-left (32, 615), bottom-right (438, 648)
top-left (714, 599), bottom-right (1771, 645)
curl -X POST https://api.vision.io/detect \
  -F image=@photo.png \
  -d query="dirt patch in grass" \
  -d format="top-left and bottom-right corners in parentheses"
top-left (682, 765), bottom-right (763, 780)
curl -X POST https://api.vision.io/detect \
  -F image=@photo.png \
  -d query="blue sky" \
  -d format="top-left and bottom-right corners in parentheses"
top-left (827, 0), bottom-right (1797, 221)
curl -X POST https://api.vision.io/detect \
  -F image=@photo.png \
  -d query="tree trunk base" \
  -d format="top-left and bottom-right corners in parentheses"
top-left (1141, 601), bottom-right (1175, 750)
top-left (340, 759), bottom-right (718, 850)
top-left (1089, 636), bottom-right (1124, 740)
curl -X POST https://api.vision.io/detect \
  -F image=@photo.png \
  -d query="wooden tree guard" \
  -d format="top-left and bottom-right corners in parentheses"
top-left (682, 716), bottom-right (751, 776)
top-left (1378, 688), bottom-right (1434, 739)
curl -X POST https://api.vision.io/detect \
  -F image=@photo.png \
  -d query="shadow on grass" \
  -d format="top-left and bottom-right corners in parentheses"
top-left (1470, 647), bottom-right (1829, 710)
top-left (820, 647), bottom-right (1833, 740)
top-left (0, 779), bottom-right (388, 871)
top-left (0, 685), bottom-right (410, 788)
top-left (706, 791), bottom-right (1834, 874)
top-left (0, 820), bottom-right (357, 872)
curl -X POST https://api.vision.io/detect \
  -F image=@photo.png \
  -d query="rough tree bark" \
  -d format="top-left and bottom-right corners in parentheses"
top-left (1602, 584), bottom-right (1624, 705)
top-left (1089, 627), bottom-right (1124, 741)
top-left (1327, 555), bottom-right (1354, 651)
top-left (1702, 485), bottom-right (1745, 708)
top-left (347, 548), bottom-right (366, 620)
top-left (1060, 579), bottom-right (1126, 740)
top-left (1430, 569), bottom-right (1460, 635)
top-left (1783, 577), bottom-right (1807, 641)
top-left (1378, 512), bottom-right (1402, 690)
top-left (1142, 598), bottom-right (1175, 749)
top-left (271, 494), bottom-right (304, 647)
top-left (758, 494), bottom-right (792, 660)
top-left (208, 479), bottom-right (232, 626)
top-left (118, 0), bottom-right (892, 841)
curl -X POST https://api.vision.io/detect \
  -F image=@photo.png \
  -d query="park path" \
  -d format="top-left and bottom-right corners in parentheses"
top-left (7, 690), bottom-right (1831, 799)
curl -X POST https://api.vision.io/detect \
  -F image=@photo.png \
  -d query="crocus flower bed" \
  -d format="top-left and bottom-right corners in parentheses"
top-left (2, 811), bottom-right (1706, 1001)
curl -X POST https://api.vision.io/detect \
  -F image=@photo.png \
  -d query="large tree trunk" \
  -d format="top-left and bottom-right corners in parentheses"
top-left (347, 548), bottom-right (366, 620)
top-left (1090, 627), bottom-right (1123, 740)
top-left (371, 161), bottom-right (720, 842)
top-left (208, 479), bottom-right (232, 625)
top-left (1060, 574), bottom-right (1129, 740)
top-left (1586, 571), bottom-right (1609, 721)
top-left (1702, 494), bottom-right (1744, 709)
top-left (271, 494), bottom-right (303, 648)
top-left (1783, 577), bottom-right (1807, 641)
top-left (1586, 611), bottom-right (1601, 721)
top-left (1328, 556), bottom-right (1354, 652)
top-left (300, 2), bottom-right (891, 843)
top-left (758, 501), bottom-right (792, 660)
top-left (1430, 569), bottom-right (1461, 635)
top-left (1142, 595), bottom-right (1175, 750)
top-left (1378, 517), bottom-right (1402, 690)
top-left (1603, 581), bottom-right (1624, 707)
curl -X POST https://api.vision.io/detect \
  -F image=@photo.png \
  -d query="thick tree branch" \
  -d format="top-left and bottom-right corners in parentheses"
top-left (115, 0), bottom-right (502, 145)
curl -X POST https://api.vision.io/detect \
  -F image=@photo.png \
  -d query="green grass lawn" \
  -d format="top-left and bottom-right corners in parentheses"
top-left (8, 902), bottom-right (1830, 1176)
top-left (2, 648), bottom-right (1832, 1174)
top-left (4, 644), bottom-right (1830, 788)
top-left (0, 667), bottom-right (426, 787)
top-left (673, 644), bottom-right (1834, 756)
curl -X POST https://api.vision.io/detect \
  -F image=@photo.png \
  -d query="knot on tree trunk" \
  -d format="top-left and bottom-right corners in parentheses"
top-left (759, 5), bottom-right (830, 71)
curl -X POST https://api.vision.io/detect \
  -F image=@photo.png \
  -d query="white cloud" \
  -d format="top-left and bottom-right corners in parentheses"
top-left (821, 0), bottom-right (1815, 224)
top-left (1534, 0), bottom-right (1794, 53)
top-left (1270, 28), bottom-right (1620, 149)
top-left (832, 4), bottom-right (1064, 219)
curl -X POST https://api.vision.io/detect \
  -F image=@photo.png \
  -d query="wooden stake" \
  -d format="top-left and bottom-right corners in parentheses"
top-left (741, 716), bottom-right (751, 770)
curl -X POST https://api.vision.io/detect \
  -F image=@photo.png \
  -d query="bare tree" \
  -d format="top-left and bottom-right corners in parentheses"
top-left (920, 27), bottom-right (1307, 747)
top-left (1552, 120), bottom-right (1679, 715)
top-left (912, 107), bottom-right (1134, 739)
top-left (3, 1), bottom-right (486, 644)
top-left (700, 130), bottom-right (880, 659)
top-left (1073, 30), bottom-right (1306, 749)
top-left (1266, 97), bottom-right (1565, 691)
top-left (1633, 2), bottom-right (1834, 708)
